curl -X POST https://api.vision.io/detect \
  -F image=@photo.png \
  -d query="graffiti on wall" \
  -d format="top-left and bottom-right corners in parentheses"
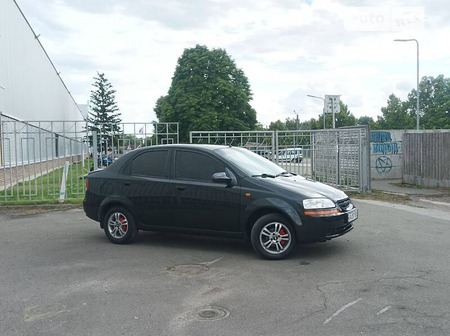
top-left (375, 156), bottom-right (393, 173)
top-left (371, 131), bottom-right (402, 155)
top-left (371, 131), bottom-right (402, 175)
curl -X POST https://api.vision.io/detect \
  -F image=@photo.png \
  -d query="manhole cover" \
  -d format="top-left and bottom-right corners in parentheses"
top-left (167, 264), bottom-right (209, 275)
top-left (196, 306), bottom-right (230, 321)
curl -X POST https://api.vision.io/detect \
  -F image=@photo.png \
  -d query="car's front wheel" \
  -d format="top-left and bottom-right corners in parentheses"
top-left (102, 206), bottom-right (138, 244)
top-left (251, 214), bottom-right (297, 260)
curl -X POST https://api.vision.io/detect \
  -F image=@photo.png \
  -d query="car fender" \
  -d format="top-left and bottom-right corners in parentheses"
top-left (98, 195), bottom-right (134, 228)
top-left (243, 197), bottom-right (303, 228)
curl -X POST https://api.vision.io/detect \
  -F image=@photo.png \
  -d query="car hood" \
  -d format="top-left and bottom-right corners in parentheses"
top-left (256, 175), bottom-right (348, 202)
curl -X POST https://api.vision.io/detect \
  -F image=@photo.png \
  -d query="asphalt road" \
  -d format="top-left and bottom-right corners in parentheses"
top-left (1, 201), bottom-right (449, 336)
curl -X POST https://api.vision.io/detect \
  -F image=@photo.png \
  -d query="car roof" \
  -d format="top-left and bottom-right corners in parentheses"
top-left (135, 144), bottom-right (229, 151)
top-left (94, 144), bottom-right (233, 174)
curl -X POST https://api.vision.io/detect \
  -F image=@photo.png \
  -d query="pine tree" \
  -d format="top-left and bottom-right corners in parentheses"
top-left (86, 72), bottom-right (121, 153)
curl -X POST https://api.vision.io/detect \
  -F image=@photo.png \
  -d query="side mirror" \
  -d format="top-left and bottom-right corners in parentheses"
top-left (212, 172), bottom-right (233, 185)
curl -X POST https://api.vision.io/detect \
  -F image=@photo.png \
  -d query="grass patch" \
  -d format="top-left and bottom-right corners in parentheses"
top-left (0, 160), bottom-right (92, 205)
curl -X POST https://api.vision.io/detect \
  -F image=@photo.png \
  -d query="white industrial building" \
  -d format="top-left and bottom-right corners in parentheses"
top-left (0, 0), bottom-right (85, 169)
top-left (0, 0), bottom-right (82, 121)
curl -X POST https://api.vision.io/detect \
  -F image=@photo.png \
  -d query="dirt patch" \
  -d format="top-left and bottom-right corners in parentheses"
top-left (348, 191), bottom-right (412, 203)
top-left (350, 190), bottom-right (450, 213)
top-left (0, 204), bottom-right (82, 218)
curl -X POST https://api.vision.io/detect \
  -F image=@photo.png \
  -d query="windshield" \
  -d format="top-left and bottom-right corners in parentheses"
top-left (216, 147), bottom-right (285, 177)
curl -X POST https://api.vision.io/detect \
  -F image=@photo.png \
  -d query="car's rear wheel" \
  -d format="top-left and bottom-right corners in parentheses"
top-left (103, 206), bottom-right (138, 244)
top-left (251, 214), bottom-right (297, 260)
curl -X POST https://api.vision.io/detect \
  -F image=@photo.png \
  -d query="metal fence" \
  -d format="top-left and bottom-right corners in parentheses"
top-left (1, 116), bottom-right (370, 203)
top-left (190, 127), bottom-right (370, 193)
top-left (0, 115), bottom-right (179, 202)
top-left (0, 116), bottom-right (88, 202)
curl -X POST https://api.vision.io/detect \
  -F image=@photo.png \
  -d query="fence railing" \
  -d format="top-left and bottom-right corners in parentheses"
top-left (190, 126), bottom-right (371, 193)
top-left (0, 116), bottom-right (179, 203)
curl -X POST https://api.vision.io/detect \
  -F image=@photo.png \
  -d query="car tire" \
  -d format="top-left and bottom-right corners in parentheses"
top-left (251, 214), bottom-right (297, 260)
top-left (103, 206), bottom-right (138, 244)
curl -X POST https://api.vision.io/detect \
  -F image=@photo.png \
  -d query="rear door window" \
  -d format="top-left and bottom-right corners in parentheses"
top-left (131, 150), bottom-right (169, 178)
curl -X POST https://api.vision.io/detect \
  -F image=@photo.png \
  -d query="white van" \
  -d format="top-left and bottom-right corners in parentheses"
top-left (277, 148), bottom-right (303, 163)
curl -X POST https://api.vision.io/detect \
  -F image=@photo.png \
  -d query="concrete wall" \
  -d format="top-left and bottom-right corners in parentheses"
top-left (370, 130), bottom-right (404, 179)
top-left (370, 129), bottom-right (450, 184)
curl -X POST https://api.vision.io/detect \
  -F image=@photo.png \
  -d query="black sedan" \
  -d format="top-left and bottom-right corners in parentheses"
top-left (83, 144), bottom-right (357, 260)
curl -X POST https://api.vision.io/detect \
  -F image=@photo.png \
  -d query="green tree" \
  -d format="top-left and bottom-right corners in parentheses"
top-left (377, 75), bottom-right (450, 129)
top-left (285, 117), bottom-right (298, 130)
top-left (378, 94), bottom-right (412, 129)
top-left (335, 102), bottom-right (357, 127)
top-left (313, 101), bottom-right (356, 128)
top-left (86, 72), bottom-right (122, 152)
top-left (268, 120), bottom-right (287, 131)
top-left (414, 75), bottom-right (450, 129)
top-left (154, 45), bottom-right (257, 142)
top-left (357, 116), bottom-right (376, 128)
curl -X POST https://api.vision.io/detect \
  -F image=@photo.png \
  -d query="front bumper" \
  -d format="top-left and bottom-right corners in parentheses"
top-left (296, 212), bottom-right (355, 243)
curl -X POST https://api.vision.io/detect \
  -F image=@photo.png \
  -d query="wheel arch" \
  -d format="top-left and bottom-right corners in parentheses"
top-left (98, 196), bottom-right (135, 229)
top-left (244, 198), bottom-right (302, 240)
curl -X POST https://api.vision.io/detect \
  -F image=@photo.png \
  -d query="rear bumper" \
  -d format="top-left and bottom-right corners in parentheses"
top-left (83, 200), bottom-right (99, 222)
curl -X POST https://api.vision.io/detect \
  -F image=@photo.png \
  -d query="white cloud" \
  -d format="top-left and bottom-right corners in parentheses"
top-left (15, 0), bottom-right (450, 126)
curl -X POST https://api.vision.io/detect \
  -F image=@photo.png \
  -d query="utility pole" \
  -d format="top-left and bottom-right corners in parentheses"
top-left (293, 110), bottom-right (299, 129)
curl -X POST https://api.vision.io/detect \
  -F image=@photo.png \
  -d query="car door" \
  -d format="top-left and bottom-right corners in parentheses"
top-left (122, 149), bottom-right (173, 228)
top-left (171, 149), bottom-right (241, 232)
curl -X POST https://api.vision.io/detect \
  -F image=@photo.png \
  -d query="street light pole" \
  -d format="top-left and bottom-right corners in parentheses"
top-left (307, 94), bottom-right (326, 129)
top-left (293, 110), bottom-right (299, 129)
top-left (394, 38), bottom-right (420, 130)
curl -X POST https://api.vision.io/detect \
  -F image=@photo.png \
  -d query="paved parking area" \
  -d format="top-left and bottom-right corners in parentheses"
top-left (1, 201), bottom-right (450, 336)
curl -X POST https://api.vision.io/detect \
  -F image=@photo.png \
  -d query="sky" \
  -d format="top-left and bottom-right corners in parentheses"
top-left (15, 0), bottom-right (450, 127)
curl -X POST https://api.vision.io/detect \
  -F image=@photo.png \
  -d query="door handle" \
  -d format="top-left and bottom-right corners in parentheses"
top-left (123, 182), bottom-right (131, 186)
top-left (175, 186), bottom-right (186, 191)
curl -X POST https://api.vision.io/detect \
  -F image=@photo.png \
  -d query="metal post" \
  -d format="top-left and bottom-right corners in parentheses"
top-left (394, 38), bottom-right (420, 130)
top-left (92, 131), bottom-right (98, 170)
top-left (332, 98), bottom-right (336, 129)
top-left (416, 40), bottom-right (420, 130)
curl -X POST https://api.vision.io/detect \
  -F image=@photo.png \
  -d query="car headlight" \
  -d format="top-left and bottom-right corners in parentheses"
top-left (303, 198), bottom-right (335, 209)
top-left (303, 198), bottom-right (340, 216)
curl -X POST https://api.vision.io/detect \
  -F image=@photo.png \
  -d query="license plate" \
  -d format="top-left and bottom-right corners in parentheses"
top-left (347, 209), bottom-right (358, 223)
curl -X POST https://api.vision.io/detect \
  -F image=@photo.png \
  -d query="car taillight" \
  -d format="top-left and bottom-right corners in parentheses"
top-left (85, 178), bottom-right (89, 190)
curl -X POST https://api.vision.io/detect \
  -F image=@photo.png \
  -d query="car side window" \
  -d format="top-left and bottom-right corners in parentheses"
top-left (175, 151), bottom-right (225, 182)
top-left (131, 150), bottom-right (168, 178)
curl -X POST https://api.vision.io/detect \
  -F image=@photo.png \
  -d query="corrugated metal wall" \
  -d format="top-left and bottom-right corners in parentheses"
top-left (403, 132), bottom-right (450, 188)
top-left (0, 0), bottom-right (82, 122)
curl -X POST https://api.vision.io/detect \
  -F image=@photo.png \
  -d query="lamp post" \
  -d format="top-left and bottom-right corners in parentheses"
top-left (293, 110), bottom-right (299, 129)
top-left (394, 38), bottom-right (420, 130)
top-left (307, 94), bottom-right (326, 129)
